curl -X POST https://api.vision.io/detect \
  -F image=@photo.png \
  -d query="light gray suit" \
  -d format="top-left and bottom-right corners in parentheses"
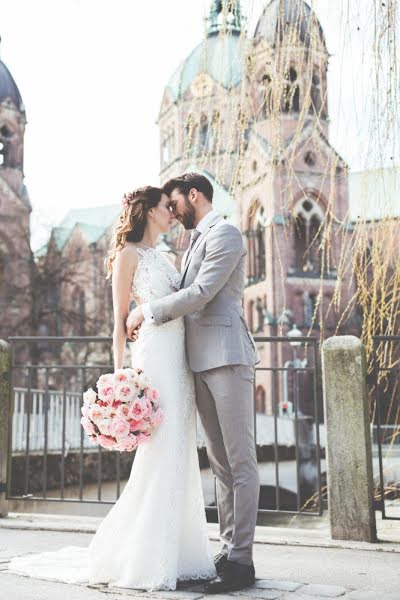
top-left (149, 212), bottom-right (260, 565)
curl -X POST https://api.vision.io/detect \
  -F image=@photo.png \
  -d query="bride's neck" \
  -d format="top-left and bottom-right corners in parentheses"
top-left (139, 226), bottom-right (160, 249)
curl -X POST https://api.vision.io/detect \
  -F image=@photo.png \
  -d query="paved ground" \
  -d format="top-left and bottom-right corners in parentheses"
top-left (1, 527), bottom-right (400, 600)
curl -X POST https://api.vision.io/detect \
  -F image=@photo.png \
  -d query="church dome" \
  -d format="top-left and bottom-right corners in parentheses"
top-left (254, 0), bottom-right (325, 49)
top-left (165, 33), bottom-right (244, 102)
top-left (164, 1), bottom-right (245, 103)
top-left (0, 59), bottom-right (25, 113)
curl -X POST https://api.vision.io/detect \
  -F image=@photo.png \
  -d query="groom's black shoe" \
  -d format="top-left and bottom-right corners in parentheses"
top-left (214, 553), bottom-right (228, 576)
top-left (204, 560), bottom-right (255, 594)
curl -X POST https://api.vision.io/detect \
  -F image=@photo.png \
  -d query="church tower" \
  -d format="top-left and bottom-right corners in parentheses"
top-left (0, 38), bottom-right (32, 339)
top-left (158, 0), bottom-right (246, 191)
top-left (237, 0), bottom-right (353, 414)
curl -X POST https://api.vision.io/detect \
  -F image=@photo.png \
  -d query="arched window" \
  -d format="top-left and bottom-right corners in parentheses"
top-left (310, 68), bottom-right (326, 117)
top-left (282, 66), bottom-right (300, 113)
top-left (255, 296), bottom-right (265, 332)
top-left (199, 114), bottom-right (208, 149)
top-left (245, 202), bottom-right (266, 285)
top-left (260, 73), bottom-right (272, 118)
top-left (255, 385), bottom-right (266, 414)
top-left (303, 291), bottom-right (319, 327)
top-left (292, 197), bottom-right (324, 274)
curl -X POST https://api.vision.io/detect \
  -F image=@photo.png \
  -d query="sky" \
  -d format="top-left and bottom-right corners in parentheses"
top-left (0, 0), bottom-right (398, 250)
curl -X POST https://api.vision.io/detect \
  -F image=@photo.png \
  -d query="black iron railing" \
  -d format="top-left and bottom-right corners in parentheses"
top-left (371, 335), bottom-right (400, 521)
top-left (6, 335), bottom-right (324, 518)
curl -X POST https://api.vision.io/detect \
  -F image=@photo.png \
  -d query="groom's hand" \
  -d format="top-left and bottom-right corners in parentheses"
top-left (126, 306), bottom-right (144, 340)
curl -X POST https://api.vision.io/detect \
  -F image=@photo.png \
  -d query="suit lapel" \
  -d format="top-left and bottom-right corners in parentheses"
top-left (180, 214), bottom-right (222, 286)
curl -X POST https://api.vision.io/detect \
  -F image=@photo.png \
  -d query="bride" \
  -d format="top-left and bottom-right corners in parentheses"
top-left (8, 186), bottom-right (216, 591)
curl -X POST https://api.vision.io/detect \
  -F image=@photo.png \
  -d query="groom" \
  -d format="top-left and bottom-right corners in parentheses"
top-left (126, 172), bottom-right (260, 594)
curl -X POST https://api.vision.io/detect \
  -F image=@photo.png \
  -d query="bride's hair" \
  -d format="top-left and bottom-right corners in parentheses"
top-left (104, 185), bottom-right (163, 278)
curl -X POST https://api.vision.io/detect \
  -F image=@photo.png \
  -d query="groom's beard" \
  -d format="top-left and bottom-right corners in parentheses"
top-left (177, 198), bottom-right (196, 230)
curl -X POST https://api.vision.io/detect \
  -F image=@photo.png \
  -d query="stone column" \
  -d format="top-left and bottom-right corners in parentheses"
top-left (0, 340), bottom-right (11, 517)
top-left (321, 335), bottom-right (377, 542)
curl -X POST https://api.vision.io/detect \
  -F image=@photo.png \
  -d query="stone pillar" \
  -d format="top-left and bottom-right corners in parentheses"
top-left (0, 340), bottom-right (10, 517)
top-left (321, 335), bottom-right (377, 542)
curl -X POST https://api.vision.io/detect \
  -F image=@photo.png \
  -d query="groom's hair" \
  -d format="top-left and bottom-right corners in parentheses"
top-left (163, 173), bottom-right (214, 203)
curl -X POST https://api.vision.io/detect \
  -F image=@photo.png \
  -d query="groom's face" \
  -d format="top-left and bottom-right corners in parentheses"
top-left (169, 188), bottom-right (196, 230)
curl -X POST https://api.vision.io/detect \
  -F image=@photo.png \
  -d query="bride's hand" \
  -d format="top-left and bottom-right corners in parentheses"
top-left (126, 306), bottom-right (145, 339)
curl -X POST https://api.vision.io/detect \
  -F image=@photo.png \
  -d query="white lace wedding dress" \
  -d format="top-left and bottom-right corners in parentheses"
top-left (8, 247), bottom-right (216, 591)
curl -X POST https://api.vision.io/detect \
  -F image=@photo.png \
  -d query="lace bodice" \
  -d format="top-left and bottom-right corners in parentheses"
top-left (131, 247), bottom-right (181, 303)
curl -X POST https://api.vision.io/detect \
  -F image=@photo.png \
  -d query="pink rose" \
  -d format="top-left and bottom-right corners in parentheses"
top-left (97, 418), bottom-right (113, 436)
top-left (116, 404), bottom-right (130, 419)
top-left (129, 400), bottom-right (146, 421)
top-left (116, 437), bottom-right (137, 452)
top-left (146, 387), bottom-right (160, 402)
top-left (81, 404), bottom-right (90, 417)
top-left (97, 384), bottom-right (115, 403)
top-left (98, 434), bottom-right (116, 450)
top-left (114, 369), bottom-right (129, 384)
top-left (129, 418), bottom-right (144, 431)
top-left (88, 404), bottom-right (104, 422)
top-left (151, 409), bottom-right (164, 428)
top-left (115, 383), bottom-right (136, 402)
top-left (81, 416), bottom-right (96, 435)
top-left (97, 373), bottom-right (114, 387)
top-left (110, 418), bottom-right (130, 439)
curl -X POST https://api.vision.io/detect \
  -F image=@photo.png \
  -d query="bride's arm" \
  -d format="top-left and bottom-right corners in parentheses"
top-left (112, 244), bottom-right (138, 370)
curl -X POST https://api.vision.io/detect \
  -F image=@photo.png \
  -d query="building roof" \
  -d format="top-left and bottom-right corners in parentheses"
top-left (165, 32), bottom-right (245, 102)
top-left (59, 204), bottom-right (121, 229)
top-left (254, 0), bottom-right (326, 49)
top-left (34, 204), bottom-right (122, 257)
top-left (0, 60), bottom-right (25, 113)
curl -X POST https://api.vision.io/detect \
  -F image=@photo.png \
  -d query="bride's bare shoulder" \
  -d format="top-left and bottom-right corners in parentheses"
top-left (115, 242), bottom-right (138, 269)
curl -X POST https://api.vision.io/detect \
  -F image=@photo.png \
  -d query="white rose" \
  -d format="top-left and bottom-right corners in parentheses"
top-left (83, 388), bottom-right (97, 405)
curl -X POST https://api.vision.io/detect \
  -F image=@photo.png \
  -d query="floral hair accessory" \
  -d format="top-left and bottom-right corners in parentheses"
top-left (121, 190), bottom-right (139, 209)
top-left (121, 193), bottom-right (131, 209)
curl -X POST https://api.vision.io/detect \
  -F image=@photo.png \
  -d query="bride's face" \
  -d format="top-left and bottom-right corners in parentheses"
top-left (151, 193), bottom-right (174, 233)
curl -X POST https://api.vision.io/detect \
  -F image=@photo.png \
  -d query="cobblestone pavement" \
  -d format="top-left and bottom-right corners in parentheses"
top-left (1, 528), bottom-right (399, 600)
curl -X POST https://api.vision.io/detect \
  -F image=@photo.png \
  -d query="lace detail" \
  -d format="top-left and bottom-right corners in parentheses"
top-left (8, 244), bottom-right (216, 592)
top-left (131, 247), bottom-right (181, 303)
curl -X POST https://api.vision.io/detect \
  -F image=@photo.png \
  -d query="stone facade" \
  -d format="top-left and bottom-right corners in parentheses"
top-left (0, 52), bottom-right (32, 340)
top-left (157, 0), bottom-right (357, 415)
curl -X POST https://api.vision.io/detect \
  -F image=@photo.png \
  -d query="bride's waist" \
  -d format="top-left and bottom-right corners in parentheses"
top-left (138, 317), bottom-right (184, 336)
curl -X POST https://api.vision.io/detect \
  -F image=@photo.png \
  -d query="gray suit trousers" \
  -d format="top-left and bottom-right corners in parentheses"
top-left (194, 364), bottom-right (260, 565)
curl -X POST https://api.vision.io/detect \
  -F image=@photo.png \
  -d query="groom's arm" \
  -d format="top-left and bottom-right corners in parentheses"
top-left (149, 224), bottom-right (245, 325)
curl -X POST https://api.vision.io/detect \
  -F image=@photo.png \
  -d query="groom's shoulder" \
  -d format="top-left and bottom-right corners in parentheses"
top-left (211, 220), bottom-right (244, 243)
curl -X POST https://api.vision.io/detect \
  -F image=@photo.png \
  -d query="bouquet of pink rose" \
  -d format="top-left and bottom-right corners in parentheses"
top-left (81, 367), bottom-right (164, 452)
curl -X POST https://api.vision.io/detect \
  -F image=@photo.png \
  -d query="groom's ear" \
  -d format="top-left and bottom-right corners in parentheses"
top-left (188, 187), bottom-right (199, 204)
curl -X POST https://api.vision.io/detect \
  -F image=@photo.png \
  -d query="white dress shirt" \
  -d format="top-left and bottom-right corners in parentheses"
top-left (141, 209), bottom-right (218, 323)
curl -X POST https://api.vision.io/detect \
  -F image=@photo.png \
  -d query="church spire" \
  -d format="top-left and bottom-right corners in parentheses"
top-left (206, 0), bottom-right (244, 37)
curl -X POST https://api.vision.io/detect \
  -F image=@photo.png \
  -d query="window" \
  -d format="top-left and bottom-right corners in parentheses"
top-left (245, 202), bottom-right (266, 285)
top-left (255, 385), bottom-right (266, 414)
top-left (282, 66), bottom-right (300, 113)
top-left (292, 197), bottom-right (324, 274)
top-left (310, 67), bottom-right (326, 118)
top-left (260, 73), bottom-right (272, 118)
top-left (304, 151), bottom-right (316, 167)
top-left (303, 291), bottom-right (319, 327)
top-left (199, 115), bottom-right (208, 149)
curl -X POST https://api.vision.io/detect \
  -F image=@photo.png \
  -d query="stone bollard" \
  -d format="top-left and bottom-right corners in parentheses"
top-left (321, 335), bottom-right (377, 542)
top-left (0, 339), bottom-right (10, 517)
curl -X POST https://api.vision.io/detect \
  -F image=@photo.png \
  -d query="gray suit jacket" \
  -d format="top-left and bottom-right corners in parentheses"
top-left (149, 213), bottom-right (259, 372)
